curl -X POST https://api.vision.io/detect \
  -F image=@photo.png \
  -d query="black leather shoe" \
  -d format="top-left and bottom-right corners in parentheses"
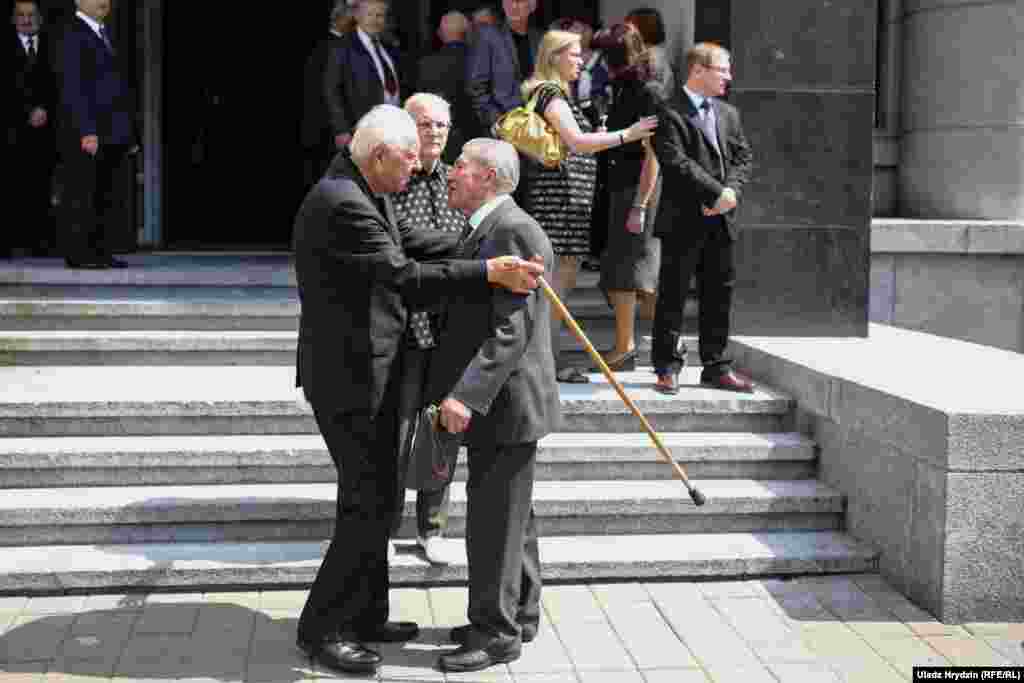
top-left (450, 622), bottom-right (536, 644)
top-left (653, 373), bottom-right (680, 395)
top-left (105, 257), bottom-right (129, 268)
top-left (438, 642), bottom-right (521, 673)
top-left (700, 368), bottom-right (754, 393)
top-left (296, 638), bottom-right (380, 675)
top-left (64, 258), bottom-right (108, 270)
top-left (356, 620), bottom-right (419, 642)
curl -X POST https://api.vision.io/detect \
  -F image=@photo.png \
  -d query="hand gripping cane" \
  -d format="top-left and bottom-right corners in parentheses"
top-left (538, 276), bottom-right (706, 506)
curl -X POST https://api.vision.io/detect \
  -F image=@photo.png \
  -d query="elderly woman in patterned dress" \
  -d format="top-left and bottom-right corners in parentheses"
top-left (521, 29), bottom-right (657, 383)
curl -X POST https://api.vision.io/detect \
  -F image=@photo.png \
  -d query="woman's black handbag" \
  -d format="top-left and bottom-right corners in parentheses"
top-left (405, 403), bottom-right (461, 491)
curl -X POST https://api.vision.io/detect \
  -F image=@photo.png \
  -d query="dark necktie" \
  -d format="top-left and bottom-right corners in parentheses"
top-left (373, 38), bottom-right (398, 96)
top-left (98, 24), bottom-right (114, 53)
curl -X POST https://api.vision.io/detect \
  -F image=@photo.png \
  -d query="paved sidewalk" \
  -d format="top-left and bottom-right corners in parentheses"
top-left (0, 575), bottom-right (1021, 682)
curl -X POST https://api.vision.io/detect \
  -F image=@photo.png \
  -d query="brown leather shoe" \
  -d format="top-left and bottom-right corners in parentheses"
top-left (701, 368), bottom-right (754, 393)
top-left (653, 373), bottom-right (680, 395)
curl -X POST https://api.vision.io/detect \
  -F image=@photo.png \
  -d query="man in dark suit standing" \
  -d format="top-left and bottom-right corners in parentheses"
top-left (428, 138), bottom-right (559, 673)
top-left (7, 0), bottom-right (56, 258)
top-left (651, 43), bottom-right (755, 394)
top-left (299, 1), bottom-right (348, 189)
top-left (57, 0), bottom-right (136, 269)
top-left (292, 105), bottom-right (545, 677)
top-left (464, 0), bottom-right (541, 139)
top-left (414, 11), bottom-right (471, 165)
top-left (323, 0), bottom-right (401, 153)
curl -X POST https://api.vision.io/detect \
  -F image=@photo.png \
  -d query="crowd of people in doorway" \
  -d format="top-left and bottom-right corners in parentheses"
top-left (292, 0), bottom-right (756, 677)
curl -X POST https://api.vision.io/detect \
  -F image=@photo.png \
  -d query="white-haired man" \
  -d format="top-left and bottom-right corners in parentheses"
top-left (424, 138), bottom-right (559, 673)
top-left (292, 106), bottom-right (545, 676)
top-left (389, 93), bottom-right (467, 566)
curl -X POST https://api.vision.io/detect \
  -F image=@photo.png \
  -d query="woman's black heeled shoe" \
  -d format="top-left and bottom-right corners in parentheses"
top-left (599, 348), bottom-right (637, 372)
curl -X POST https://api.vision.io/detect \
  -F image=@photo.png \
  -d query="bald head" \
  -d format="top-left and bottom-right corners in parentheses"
top-left (438, 11), bottom-right (468, 44)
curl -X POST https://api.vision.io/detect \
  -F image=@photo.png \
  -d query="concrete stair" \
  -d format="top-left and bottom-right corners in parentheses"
top-left (0, 254), bottom-right (878, 593)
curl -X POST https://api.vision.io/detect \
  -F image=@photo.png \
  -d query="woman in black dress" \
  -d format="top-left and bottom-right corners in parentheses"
top-left (592, 23), bottom-right (666, 371)
top-left (521, 29), bottom-right (657, 382)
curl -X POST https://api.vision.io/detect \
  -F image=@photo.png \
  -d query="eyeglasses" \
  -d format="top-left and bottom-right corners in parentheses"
top-left (705, 65), bottom-right (732, 75)
top-left (416, 120), bottom-right (451, 132)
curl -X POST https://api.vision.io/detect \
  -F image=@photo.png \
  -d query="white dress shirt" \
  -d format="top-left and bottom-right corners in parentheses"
top-left (75, 10), bottom-right (107, 42)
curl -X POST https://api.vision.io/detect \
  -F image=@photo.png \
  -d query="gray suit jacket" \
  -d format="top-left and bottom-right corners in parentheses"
top-left (425, 197), bottom-right (560, 446)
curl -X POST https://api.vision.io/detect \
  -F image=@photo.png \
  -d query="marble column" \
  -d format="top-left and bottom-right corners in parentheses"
top-left (900, 0), bottom-right (1024, 219)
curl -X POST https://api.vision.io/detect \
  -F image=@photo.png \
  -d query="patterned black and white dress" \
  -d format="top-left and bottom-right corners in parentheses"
top-left (522, 83), bottom-right (598, 256)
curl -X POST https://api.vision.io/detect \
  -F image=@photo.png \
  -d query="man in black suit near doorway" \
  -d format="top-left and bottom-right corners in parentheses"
top-left (7, 0), bottom-right (56, 258)
top-left (323, 0), bottom-right (402, 154)
top-left (299, 1), bottom-right (348, 189)
top-left (651, 42), bottom-right (755, 395)
top-left (57, 0), bottom-right (136, 269)
top-left (291, 105), bottom-right (545, 677)
top-left (464, 0), bottom-right (541, 139)
top-left (427, 138), bottom-right (559, 674)
top-left (414, 11), bottom-right (472, 165)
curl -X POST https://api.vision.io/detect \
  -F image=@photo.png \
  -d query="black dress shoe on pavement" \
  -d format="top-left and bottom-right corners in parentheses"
top-left (296, 639), bottom-right (381, 675)
top-left (653, 373), bottom-right (680, 395)
top-left (356, 620), bottom-right (419, 642)
top-left (438, 642), bottom-right (521, 673)
top-left (700, 368), bottom-right (754, 393)
top-left (105, 257), bottom-right (129, 268)
top-left (450, 622), bottom-right (537, 644)
top-left (64, 258), bottom-right (108, 270)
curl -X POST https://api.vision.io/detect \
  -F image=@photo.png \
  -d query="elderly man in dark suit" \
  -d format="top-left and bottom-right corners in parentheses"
top-left (651, 42), bottom-right (754, 394)
top-left (7, 0), bottom-right (56, 258)
top-left (291, 105), bottom-right (545, 677)
top-left (57, 0), bottom-right (136, 269)
top-left (426, 138), bottom-right (559, 673)
top-left (464, 0), bottom-right (541, 139)
top-left (323, 0), bottom-right (402, 153)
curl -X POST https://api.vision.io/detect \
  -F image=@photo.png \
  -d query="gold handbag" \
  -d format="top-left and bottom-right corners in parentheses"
top-left (494, 84), bottom-right (566, 169)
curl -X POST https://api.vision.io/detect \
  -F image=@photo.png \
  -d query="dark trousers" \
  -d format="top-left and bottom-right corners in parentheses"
top-left (60, 144), bottom-right (130, 263)
top-left (652, 216), bottom-right (735, 376)
top-left (6, 127), bottom-right (56, 255)
top-left (465, 439), bottom-right (541, 644)
top-left (297, 368), bottom-right (403, 643)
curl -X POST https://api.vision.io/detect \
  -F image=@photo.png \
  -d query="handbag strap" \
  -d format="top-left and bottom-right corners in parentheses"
top-left (526, 81), bottom-right (566, 114)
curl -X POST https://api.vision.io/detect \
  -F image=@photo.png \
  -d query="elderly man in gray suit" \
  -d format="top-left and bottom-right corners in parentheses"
top-left (424, 138), bottom-right (559, 673)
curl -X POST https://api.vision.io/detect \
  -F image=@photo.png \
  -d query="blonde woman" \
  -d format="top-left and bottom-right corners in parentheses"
top-left (521, 29), bottom-right (657, 383)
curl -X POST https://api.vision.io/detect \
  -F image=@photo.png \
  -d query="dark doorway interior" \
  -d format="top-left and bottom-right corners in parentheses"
top-left (163, 1), bottom-right (331, 249)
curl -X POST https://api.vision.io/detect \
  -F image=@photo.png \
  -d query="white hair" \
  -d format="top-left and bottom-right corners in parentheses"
top-left (463, 138), bottom-right (520, 194)
top-left (349, 105), bottom-right (418, 163)
top-left (403, 92), bottom-right (451, 118)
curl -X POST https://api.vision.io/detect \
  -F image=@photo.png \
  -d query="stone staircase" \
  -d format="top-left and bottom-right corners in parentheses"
top-left (0, 254), bottom-right (877, 593)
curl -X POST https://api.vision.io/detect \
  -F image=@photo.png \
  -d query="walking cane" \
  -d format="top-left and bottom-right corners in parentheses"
top-left (538, 276), bottom-right (707, 506)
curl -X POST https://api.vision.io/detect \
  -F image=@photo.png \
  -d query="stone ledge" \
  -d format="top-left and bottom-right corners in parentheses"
top-left (732, 324), bottom-right (1024, 472)
top-left (872, 219), bottom-right (1024, 254)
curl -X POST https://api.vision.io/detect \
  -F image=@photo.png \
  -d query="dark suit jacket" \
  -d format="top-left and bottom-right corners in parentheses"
top-left (9, 30), bottom-right (55, 145)
top-left (652, 96), bottom-right (753, 240)
top-left (464, 23), bottom-right (541, 138)
top-left (425, 197), bottom-right (559, 446)
top-left (300, 32), bottom-right (343, 150)
top-left (57, 16), bottom-right (135, 148)
top-left (292, 150), bottom-right (491, 418)
top-left (415, 41), bottom-right (472, 164)
top-left (323, 31), bottom-right (401, 139)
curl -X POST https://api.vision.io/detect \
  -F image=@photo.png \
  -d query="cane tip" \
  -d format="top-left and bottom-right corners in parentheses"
top-left (689, 487), bottom-right (707, 506)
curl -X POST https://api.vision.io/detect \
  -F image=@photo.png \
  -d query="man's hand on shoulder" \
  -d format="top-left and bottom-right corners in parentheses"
top-left (439, 397), bottom-right (472, 433)
top-left (486, 254), bottom-right (545, 294)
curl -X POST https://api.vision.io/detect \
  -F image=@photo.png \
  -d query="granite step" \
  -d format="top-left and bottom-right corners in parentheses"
top-left (0, 479), bottom-right (844, 546)
top-left (0, 324), bottom-right (696, 366)
top-left (0, 432), bottom-right (817, 488)
top-left (0, 532), bottom-right (879, 593)
top-left (0, 366), bottom-right (792, 437)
